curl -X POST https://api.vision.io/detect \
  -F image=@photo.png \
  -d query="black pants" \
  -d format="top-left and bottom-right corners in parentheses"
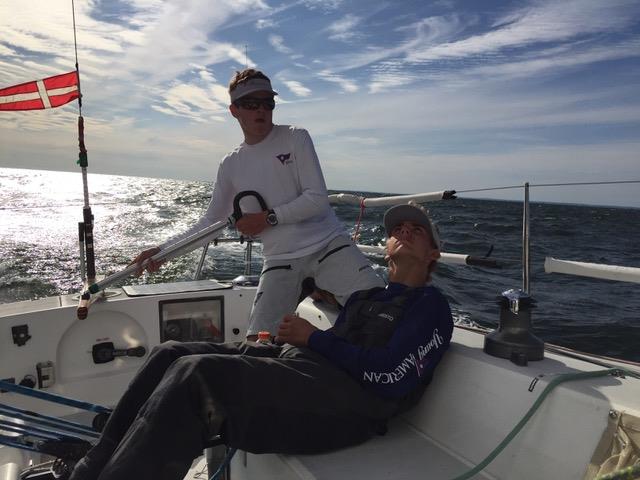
top-left (69, 341), bottom-right (397, 480)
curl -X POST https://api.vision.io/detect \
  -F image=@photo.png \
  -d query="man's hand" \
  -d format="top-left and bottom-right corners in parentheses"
top-left (128, 246), bottom-right (163, 276)
top-left (276, 314), bottom-right (318, 347)
top-left (236, 211), bottom-right (270, 236)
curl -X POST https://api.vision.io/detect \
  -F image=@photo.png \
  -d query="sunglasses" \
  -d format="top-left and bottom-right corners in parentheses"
top-left (234, 97), bottom-right (276, 111)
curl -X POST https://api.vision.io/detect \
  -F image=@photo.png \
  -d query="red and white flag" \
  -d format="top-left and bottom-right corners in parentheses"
top-left (0, 71), bottom-right (79, 111)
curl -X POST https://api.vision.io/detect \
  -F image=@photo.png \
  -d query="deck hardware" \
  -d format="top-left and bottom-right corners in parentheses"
top-left (510, 351), bottom-right (528, 366)
top-left (19, 375), bottom-right (36, 389)
top-left (608, 409), bottom-right (619, 419)
top-left (611, 369), bottom-right (626, 379)
top-left (232, 275), bottom-right (260, 286)
top-left (484, 289), bottom-right (544, 362)
top-left (195, 242), bottom-right (210, 280)
top-left (484, 183), bottom-right (543, 363)
top-left (528, 375), bottom-right (544, 392)
top-left (232, 328), bottom-right (240, 335)
top-left (36, 361), bottom-right (55, 389)
top-left (522, 182), bottom-right (531, 293)
top-left (91, 342), bottom-right (147, 364)
top-left (12, 325), bottom-right (31, 346)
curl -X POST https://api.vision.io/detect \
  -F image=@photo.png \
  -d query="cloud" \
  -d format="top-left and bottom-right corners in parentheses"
top-left (368, 60), bottom-right (417, 93)
top-left (406, 0), bottom-right (640, 62)
top-left (342, 136), bottom-right (381, 146)
top-left (317, 70), bottom-right (358, 93)
top-left (268, 34), bottom-right (293, 54)
top-left (464, 38), bottom-right (640, 80)
top-left (152, 82), bottom-right (227, 123)
top-left (368, 73), bottom-right (416, 93)
top-left (2, 0), bottom-right (639, 209)
top-left (0, 0), bottom-right (265, 122)
top-left (196, 67), bottom-right (217, 83)
top-left (282, 80), bottom-right (312, 97)
top-left (301, 0), bottom-right (343, 12)
top-left (0, 43), bottom-right (15, 56)
top-left (327, 14), bottom-right (362, 42)
top-left (256, 18), bottom-right (276, 29)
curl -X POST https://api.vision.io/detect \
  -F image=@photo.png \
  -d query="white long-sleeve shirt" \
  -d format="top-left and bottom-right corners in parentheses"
top-left (161, 125), bottom-right (345, 260)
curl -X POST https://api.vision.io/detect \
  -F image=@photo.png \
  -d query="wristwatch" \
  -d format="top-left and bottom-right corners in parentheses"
top-left (266, 209), bottom-right (278, 226)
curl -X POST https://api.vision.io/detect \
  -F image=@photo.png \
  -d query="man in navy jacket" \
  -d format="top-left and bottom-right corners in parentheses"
top-left (69, 203), bottom-right (453, 480)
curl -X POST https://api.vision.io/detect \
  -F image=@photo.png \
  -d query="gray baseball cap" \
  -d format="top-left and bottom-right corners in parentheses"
top-left (383, 203), bottom-right (441, 248)
top-left (230, 78), bottom-right (278, 102)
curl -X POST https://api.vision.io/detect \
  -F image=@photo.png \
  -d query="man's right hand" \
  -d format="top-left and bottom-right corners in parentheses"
top-left (276, 314), bottom-right (318, 346)
top-left (129, 246), bottom-right (163, 276)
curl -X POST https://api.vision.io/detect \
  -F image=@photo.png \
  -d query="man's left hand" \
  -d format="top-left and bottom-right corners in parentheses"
top-left (276, 314), bottom-right (318, 346)
top-left (236, 211), bottom-right (269, 236)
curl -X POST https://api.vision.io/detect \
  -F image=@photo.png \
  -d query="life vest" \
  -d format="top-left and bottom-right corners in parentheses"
top-left (330, 286), bottom-right (419, 349)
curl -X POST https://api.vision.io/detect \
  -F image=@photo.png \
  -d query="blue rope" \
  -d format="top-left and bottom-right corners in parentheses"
top-left (0, 404), bottom-right (100, 437)
top-left (209, 448), bottom-right (237, 480)
top-left (0, 380), bottom-right (111, 414)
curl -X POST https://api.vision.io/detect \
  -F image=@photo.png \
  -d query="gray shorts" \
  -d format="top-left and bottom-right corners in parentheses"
top-left (246, 235), bottom-right (385, 336)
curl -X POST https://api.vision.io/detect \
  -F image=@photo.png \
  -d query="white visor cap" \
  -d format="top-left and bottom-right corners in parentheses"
top-left (230, 78), bottom-right (278, 103)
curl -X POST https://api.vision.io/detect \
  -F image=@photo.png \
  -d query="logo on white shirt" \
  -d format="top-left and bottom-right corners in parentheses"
top-left (276, 153), bottom-right (292, 165)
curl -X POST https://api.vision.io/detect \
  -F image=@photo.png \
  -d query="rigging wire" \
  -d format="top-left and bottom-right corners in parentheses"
top-left (532, 180), bottom-right (640, 188)
top-left (456, 184), bottom-right (523, 193)
top-left (457, 179), bottom-right (640, 194)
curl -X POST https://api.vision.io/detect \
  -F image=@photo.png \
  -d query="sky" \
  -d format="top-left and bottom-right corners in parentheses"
top-left (0, 0), bottom-right (639, 207)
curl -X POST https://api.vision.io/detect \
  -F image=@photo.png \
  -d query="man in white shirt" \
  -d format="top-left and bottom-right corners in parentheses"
top-left (133, 69), bottom-right (384, 337)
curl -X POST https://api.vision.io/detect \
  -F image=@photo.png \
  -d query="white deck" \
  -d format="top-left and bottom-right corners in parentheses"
top-left (231, 326), bottom-right (640, 480)
top-left (234, 419), bottom-right (491, 480)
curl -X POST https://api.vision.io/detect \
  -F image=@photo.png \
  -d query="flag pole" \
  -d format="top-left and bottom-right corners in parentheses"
top-left (71, 0), bottom-right (98, 319)
top-left (71, 0), bottom-right (96, 286)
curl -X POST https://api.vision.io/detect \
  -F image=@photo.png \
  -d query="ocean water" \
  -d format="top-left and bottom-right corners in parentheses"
top-left (1, 167), bottom-right (638, 362)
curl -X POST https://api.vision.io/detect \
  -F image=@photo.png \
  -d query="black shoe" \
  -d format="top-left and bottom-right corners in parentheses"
top-left (19, 458), bottom-right (73, 480)
top-left (39, 438), bottom-right (93, 463)
top-left (66, 441), bottom-right (115, 480)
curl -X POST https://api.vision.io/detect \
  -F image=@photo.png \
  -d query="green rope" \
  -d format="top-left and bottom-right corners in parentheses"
top-left (452, 368), bottom-right (640, 480)
top-left (595, 464), bottom-right (640, 480)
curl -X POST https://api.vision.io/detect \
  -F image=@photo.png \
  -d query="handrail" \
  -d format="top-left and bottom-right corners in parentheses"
top-left (86, 219), bottom-right (230, 295)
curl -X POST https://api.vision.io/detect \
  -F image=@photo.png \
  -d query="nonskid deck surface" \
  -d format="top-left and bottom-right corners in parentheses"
top-left (122, 279), bottom-right (232, 296)
top-left (274, 419), bottom-right (489, 480)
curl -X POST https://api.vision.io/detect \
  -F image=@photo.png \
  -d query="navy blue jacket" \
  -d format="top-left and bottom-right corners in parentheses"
top-left (308, 282), bottom-right (453, 399)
